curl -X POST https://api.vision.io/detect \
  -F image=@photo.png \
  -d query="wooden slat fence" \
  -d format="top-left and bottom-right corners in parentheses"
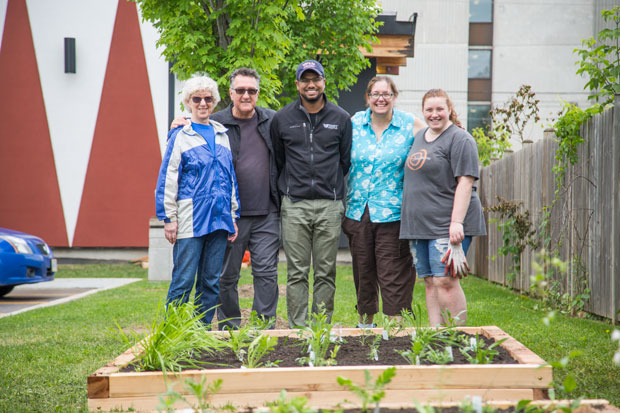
top-left (473, 95), bottom-right (619, 322)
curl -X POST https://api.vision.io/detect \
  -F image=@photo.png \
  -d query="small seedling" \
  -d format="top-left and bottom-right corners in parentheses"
top-left (157, 377), bottom-right (222, 412)
top-left (266, 389), bottom-right (318, 413)
top-left (337, 367), bottom-right (396, 413)
top-left (425, 346), bottom-right (453, 365)
top-left (460, 336), bottom-right (507, 364)
top-left (296, 308), bottom-right (341, 367)
top-left (245, 334), bottom-right (279, 368)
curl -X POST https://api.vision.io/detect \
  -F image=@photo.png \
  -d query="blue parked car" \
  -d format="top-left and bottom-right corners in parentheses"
top-left (0, 228), bottom-right (56, 297)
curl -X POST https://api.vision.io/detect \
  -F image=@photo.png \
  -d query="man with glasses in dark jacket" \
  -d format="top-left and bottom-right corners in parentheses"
top-left (271, 60), bottom-right (352, 327)
top-left (171, 67), bottom-right (280, 329)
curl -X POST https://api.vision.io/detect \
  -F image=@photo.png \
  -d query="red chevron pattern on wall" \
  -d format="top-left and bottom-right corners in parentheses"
top-left (72, 0), bottom-right (161, 247)
top-left (0, 0), bottom-right (69, 246)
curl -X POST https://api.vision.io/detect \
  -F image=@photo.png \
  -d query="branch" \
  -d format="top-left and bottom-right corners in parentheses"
top-left (203, 0), bottom-right (231, 49)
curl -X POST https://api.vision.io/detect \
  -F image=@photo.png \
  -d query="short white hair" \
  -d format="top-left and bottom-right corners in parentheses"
top-left (181, 75), bottom-right (221, 109)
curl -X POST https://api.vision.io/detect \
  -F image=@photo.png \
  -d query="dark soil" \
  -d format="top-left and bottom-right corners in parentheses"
top-left (121, 331), bottom-right (518, 372)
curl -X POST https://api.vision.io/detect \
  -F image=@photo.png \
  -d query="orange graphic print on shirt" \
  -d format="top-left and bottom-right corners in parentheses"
top-left (406, 149), bottom-right (427, 171)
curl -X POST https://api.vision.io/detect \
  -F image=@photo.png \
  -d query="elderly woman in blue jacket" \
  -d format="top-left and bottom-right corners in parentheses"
top-left (155, 75), bottom-right (239, 325)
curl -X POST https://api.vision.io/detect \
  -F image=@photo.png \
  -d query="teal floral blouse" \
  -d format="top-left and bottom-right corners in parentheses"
top-left (345, 108), bottom-right (416, 223)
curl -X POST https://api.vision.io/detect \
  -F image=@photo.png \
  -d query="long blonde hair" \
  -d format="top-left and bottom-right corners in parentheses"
top-left (422, 89), bottom-right (462, 128)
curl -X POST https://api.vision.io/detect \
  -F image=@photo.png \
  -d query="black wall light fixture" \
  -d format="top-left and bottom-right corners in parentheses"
top-left (64, 37), bottom-right (76, 73)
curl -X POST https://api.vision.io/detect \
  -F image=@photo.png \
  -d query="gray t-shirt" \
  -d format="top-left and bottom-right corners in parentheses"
top-left (400, 124), bottom-right (486, 239)
top-left (235, 113), bottom-right (276, 216)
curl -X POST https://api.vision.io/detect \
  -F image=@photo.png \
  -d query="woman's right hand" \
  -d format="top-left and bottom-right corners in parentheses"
top-left (170, 116), bottom-right (189, 130)
top-left (164, 221), bottom-right (178, 244)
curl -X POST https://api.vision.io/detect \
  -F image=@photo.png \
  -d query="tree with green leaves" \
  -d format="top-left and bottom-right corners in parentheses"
top-left (136, 0), bottom-right (381, 109)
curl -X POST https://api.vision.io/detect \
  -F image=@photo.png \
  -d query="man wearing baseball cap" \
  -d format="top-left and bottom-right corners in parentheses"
top-left (271, 59), bottom-right (352, 327)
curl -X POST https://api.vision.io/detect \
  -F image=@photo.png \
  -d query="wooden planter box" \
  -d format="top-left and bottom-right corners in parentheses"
top-left (88, 326), bottom-right (552, 412)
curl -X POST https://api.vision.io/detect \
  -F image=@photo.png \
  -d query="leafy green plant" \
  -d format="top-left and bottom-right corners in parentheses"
top-left (296, 309), bottom-right (341, 367)
top-left (574, 6), bottom-right (620, 105)
top-left (266, 390), bottom-right (318, 413)
top-left (367, 334), bottom-right (382, 362)
top-left (460, 335), bottom-right (507, 364)
top-left (245, 333), bottom-right (279, 368)
top-left (399, 304), bottom-right (423, 330)
top-left (113, 300), bottom-right (224, 372)
top-left (490, 84), bottom-right (541, 145)
top-left (158, 377), bottom-right (222, 412)
top-left (529, 251), bottom-right (591, 317)
top-left (225, 323), bottom-right (258, 364)
top-left (425, 346), bottom-right (453, 364)
top-left (486, 197), bottom-right (539, 286)
top-left (472, 126), bottom-right (512, 167)
top-left (337, 367), bottom-right (396, 413)
top-left (378, 313), bottom-right (402, 338)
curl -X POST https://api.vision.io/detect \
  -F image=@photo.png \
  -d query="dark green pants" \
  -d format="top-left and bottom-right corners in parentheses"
top-left (281, 197), bottom-right (344, 327)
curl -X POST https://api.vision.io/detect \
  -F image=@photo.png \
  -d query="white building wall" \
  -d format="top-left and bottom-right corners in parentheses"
top-left (379, 0), bottom-right (470, 126)
top-left (379, 0), bottom-right (608, 147)
top-left (493, 0), bottom-right (593, 145)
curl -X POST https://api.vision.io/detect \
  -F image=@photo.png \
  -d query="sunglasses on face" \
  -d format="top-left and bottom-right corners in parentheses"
top-left (191, 96), bottom-right (214, 104)
top-left (232, 88), bottom-right (259, 96)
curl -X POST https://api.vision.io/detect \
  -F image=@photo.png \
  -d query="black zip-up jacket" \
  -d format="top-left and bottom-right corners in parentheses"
top-left (270, 95), bottom-right (352, 201)
top-left (210, 104), bottom-right (280, 211)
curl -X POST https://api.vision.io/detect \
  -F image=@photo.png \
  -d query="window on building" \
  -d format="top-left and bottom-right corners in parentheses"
top-left (470, 0), bottom-right (492, 23)
top-left (467, 104), bottom-right (492, 134)
top-left (468, 49), bottom-right (491, 78)
top-left (467, 0), bottom-right (493, 132)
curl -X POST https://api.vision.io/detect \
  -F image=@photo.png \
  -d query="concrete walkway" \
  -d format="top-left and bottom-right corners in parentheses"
top-left (0, 278), bottom-right (141, 318)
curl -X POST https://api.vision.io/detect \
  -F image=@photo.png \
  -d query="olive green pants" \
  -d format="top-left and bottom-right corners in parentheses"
top-left (281, 197), bottom-right (344, 327)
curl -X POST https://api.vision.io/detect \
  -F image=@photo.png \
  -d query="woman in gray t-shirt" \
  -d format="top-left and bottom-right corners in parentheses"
top-left (400, 89), bottom-right (486, 327)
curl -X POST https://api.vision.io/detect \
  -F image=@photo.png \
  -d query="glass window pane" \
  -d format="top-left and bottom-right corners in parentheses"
top-left (470, 0), bottom-right (492, 23)
top-left (467, 104), bottom-right (491, 134)
top-left (468, 50), bottom-right (491, 79)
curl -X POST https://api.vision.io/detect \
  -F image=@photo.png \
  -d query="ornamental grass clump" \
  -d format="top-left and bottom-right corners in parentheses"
top-left (113, 299), bottom-right (225, 372)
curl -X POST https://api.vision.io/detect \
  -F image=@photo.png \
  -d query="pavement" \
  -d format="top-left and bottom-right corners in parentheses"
top-left (0, 278), bottom-right (141, 318)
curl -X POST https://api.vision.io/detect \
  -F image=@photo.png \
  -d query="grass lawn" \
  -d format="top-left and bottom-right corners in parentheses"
top-left (0, 263), bottom-right (618, 411)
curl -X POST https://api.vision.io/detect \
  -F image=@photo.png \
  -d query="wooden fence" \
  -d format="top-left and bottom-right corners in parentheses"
top-left (473, 95), bottom-right (619, 322)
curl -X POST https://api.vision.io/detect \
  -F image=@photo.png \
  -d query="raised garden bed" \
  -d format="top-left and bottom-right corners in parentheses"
top-left (88, 326), bottom-right (552, 412)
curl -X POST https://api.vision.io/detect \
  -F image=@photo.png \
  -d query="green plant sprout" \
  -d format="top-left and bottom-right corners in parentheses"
top-left (266, 390), bottom-right (318, 413)
top-left (337, 367), bottom-right (396, 413)
top-left (399, 304), bottom-right (423, 330)
top-left (460, 336), bottom-right (507, 364)
top-left (112, 299), bottom-right (225, 372)
top-left (245, 333), bottom-right (279, 368)
top-left (425, 346), bottom-right (453, 365)
top-left (157, 377), bottom-right (222, 412)
top-left (296, 308), bottom-right (341, 367)
top-left (378, 314), bottom-right (402, 338)
top-left (225, 323), bottom-right (258, 364)
top-left (367, 334), bottom-right (382, 362)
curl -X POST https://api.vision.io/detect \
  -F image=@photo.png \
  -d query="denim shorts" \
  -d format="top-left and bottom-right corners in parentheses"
top-left (409, 237), bottom-right (472, 278)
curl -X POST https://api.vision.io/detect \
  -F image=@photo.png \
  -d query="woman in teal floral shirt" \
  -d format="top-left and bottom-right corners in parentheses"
top-left (342, 76), bottom-right (426, 327)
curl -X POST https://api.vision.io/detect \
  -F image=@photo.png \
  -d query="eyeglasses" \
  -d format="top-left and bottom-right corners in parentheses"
top-left (298, 76), bottom-right (324, 85)
top-left (191, 96), bottom-right (214, 104)
top-left (232, 88), bottom-right (259, 96)
top-left (368, 92), bottom-right (394, 100)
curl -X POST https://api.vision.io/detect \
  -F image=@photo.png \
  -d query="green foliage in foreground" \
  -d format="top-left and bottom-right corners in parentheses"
top-left (0, 263), bottom-right (618, 411)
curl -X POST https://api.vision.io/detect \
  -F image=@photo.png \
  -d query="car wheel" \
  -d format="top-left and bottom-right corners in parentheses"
top-left (0, 286), bottom-right (15, 297)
